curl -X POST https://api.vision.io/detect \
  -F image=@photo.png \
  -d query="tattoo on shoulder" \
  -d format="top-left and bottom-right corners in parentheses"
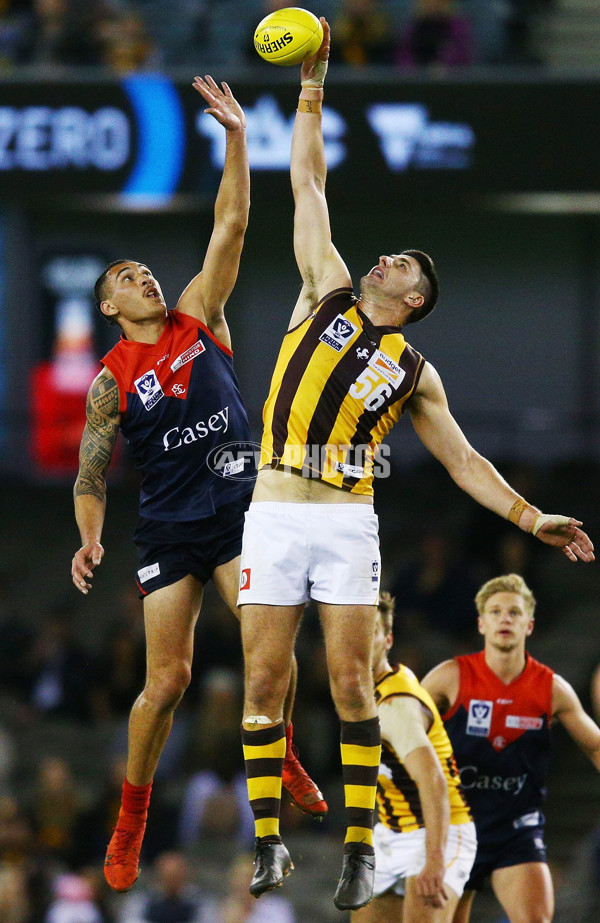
top-left (88, 368), bottom-right (120, 422)
top-left (74, 369), bottom-right (120, 501)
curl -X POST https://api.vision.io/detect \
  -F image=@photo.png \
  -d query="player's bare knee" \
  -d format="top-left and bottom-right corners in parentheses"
top-left (146, 662), bottom-right (192, 710)
top-left (330, 668), bottom-right (373, 711)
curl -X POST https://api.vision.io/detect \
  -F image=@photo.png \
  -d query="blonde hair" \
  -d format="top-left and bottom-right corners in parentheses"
top-left (475, 573), bottom-right (536, 619)
top-left (377, 591), bottom-right (396, 634)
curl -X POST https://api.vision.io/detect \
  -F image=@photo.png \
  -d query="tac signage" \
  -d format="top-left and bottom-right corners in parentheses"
top-left (1, 74), bottom-right (599, 202)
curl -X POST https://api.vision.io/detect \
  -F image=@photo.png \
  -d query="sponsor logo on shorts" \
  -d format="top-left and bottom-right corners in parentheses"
top-left (505, 715), bottom-right (543, 730)
top-left (170, 339), bottom-right (206, 372)
top-left (466, 699), bottom-right (493, 736)
top-left (372, 561), bottom-right (380, 584)
top-left (138, 562), bottom-right (160, 583)
top-left (134, 369), bottom-right (164, 410)
top-left (240, 568), bottom-right (251, 590)
top-left (319, 315), bottom-right (358, 351)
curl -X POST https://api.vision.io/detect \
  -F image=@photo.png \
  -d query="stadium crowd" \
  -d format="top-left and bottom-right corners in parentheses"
top-left (0, 0), bottom-right (552, 73)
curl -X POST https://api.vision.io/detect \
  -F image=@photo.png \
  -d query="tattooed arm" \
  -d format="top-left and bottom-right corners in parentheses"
top-left (71, 367), bottom-right (121, 594)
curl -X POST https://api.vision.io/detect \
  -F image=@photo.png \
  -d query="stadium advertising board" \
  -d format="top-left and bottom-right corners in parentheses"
top-left (1, 75), bottom-right (599, 203)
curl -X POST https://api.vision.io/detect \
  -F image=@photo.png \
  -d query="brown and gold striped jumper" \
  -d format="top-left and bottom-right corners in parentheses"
top-left (260, 288), bottom-right (424, 492)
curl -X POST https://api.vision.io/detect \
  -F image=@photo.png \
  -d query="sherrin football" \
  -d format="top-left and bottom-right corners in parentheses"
top-left (254, 7), bottom-right (323, 66)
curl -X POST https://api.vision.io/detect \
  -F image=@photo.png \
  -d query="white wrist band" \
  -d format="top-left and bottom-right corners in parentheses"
top-left (531, 513), bottom-right (570, 536)
top-left (301, 59), bottom-right (328, 88)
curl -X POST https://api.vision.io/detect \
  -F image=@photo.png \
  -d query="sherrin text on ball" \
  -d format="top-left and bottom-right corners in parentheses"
top-left (254, 7), bottom-right (323, 66)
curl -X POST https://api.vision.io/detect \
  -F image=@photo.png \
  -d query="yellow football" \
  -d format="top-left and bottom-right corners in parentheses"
top-left (254, 7), bottom-right (323, 66)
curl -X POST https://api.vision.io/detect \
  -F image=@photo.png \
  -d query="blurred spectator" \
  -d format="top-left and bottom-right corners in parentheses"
top-left (0, 795), bottom-right (35, 864)
top-left (118, 850), bottom-right (216, 923)
top-left (22, 0), bottom-right (108, 67)
top-left (0, 725), bottom-right (16, 797)
top-left (395, 0), bottom-right (473, 69)
top-left (44, 872), bottom-right (106, 923)
top-left (91, 586), bottom-right (146, 721)
top-left (192, 594), bottom-right (244, 690)
top-left (0, 576), bottom-right (34, 703)
top-left (134, 0), bottom-right (210, 68)
top-left (214, 852), bottom-right (295, 923)
top-left (31, 756), bottom-right (82, 862)
top-left (390, 523), bottom-right (481, 642)
top-left (73, 754), bottom-right (126, 867)
top-left (94, 6), bottom-right (158, 73)
top-left (25, 603), bottom-right (99, 723)
top-left (178, 669), bottom-right (254, 848)
top-left (0, 862), bottom-right (30, 923)
top-left (330, 0), bottom-right (396, 66)
top-left (0, 0), bottom-right (32, 69)
top-left (462, 0), bottom-right (550, 65)
top-left (501, 0), bottom-right (549, 64)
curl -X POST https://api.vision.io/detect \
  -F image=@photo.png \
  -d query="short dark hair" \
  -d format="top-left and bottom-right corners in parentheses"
top-left (94, 259), bottom-right (133, 326)
top-left (401, 249), bottom-right (439, 323)
top-left (377, 591), bottom-right (396, 634)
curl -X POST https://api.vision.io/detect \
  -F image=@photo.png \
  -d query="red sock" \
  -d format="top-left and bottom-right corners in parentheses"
top-left (120, 778), bottom-right (152, 818)
top-left (284, 722), bottom-right (294, 759)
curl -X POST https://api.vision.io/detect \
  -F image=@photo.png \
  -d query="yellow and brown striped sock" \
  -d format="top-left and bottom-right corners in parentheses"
top-left (242, 721), bottom-right (286, 843)
top-left (340, 716), bottom-right (381, 854)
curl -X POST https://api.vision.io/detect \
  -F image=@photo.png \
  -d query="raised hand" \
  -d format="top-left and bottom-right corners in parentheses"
top-left (192, 75), bottom-right (245, 132)
top-left (301, 17), bottom-right (330, 87)
top-left (534, 515), bottom-right (595, 562)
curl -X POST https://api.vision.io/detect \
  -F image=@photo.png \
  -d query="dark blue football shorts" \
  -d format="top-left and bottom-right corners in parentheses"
top-left (133, 491), bottom-right (252, 597)
top-left (466, 820), bottom-right (547, 891)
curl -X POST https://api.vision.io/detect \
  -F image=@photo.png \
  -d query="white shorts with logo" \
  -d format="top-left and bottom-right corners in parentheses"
top-left (237, 501), bottom-right (380, 606)
top-left (373, 821), bottom-right (477, 899)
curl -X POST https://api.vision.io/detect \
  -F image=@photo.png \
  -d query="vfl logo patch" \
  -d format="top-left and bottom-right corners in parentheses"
top-left (138, 562), bottom-right (160, 583)
top-left (170, 339), bottom-right (206, 372)
top-left (319, 315), bottom-right (358, 352)
top-left (240, 568), bottom-right (251, 590)
top-left (222, 458), bottom-right (245, 477)
top-left (134, 370), bottom-right (164, 410)
top-left (505, 716), bottom-right (543, 731)
top-left (467, 699), bottom-right (493, 737)
top-left (371, 561), bottom-right (380, 585)
top-left (368, 350), bottom-right (406, 386)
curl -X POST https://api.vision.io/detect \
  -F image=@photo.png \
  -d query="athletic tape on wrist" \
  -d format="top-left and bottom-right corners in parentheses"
top-left (297, 98), bottom-right (322, 114)
top-left (301, 59), bottom-right (328, 88)
top-left (531, 513), bottom-right (570, 537)
top-left (508, 498), bottom-right (533, 526)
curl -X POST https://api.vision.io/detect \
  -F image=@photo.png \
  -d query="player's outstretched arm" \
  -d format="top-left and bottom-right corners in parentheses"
top-left (420, 660), bottom-right (460, 716)
top-left (176, 76), bottom-right (249, 347)
top-left (72, 368), bottom-right (120, 594)
top-left (288, 18), bottom-right (351, 329)
top-left (409, 362), bottom-right (595, 563)
top-left (553, 674), bottom-right (600, 772)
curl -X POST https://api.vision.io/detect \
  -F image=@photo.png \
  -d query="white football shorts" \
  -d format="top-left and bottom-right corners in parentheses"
top-left (372, 821), bottom-right (477, 899)
top-left (237, 501), bottom-right (380, 606)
